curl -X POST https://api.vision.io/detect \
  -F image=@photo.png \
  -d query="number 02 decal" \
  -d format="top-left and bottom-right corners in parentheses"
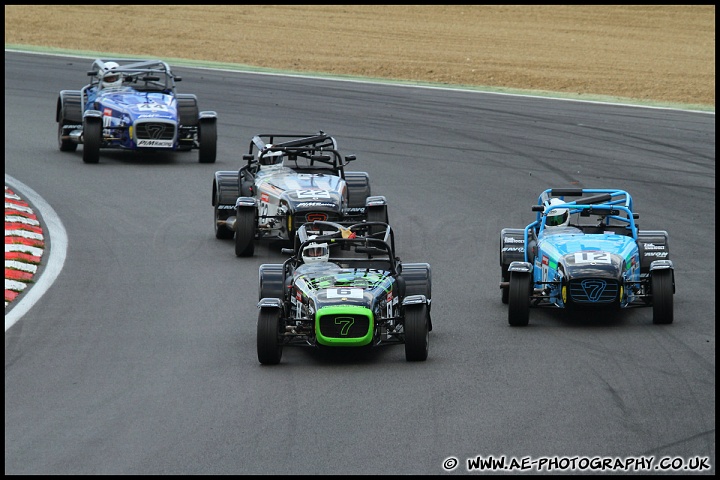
top-left (326, 288), bottom-right (363, 299)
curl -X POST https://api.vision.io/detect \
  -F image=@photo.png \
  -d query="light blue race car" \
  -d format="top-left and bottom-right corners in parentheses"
top-left (499, 188), bottom-right (674, 326)
top-left (56, 58), bottom-right (217, 164)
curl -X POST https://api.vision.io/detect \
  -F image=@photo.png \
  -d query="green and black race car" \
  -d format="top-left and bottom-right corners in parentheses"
top-left (256, 220), bottom-right (432, 364)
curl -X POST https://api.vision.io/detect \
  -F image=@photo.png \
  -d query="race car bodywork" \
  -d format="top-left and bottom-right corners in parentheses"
top-left (256, 220), bottom-right (432, 364)
top-left (499, 188), bottom-right (674, 326)
top-left (212, 132), bottom-right (389, 256)
top-left (56, 58), bottom-right (217, 164)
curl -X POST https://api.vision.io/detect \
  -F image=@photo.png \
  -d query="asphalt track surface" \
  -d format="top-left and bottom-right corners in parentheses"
top-left (4, 51), bottom-right (715, 475)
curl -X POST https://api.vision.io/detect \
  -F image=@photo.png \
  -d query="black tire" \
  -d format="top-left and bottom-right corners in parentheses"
top-left (57, 121), bottom-right (77, 152)
top-left (651, 269), bottom-right (674, 324)
top-left (176, 94), bottom-right (199, 126)
top-left (404, 303), bottom-right (429, 361)
top-left (402, 263), bottom-right (432, 299)
top-left (345, 172), bottom-right (371, 208)
top-left (293, 233), bottom-right (302, 256)
top-left (367, 204), bottom-right (388, 223)
top-left (82, 117), bottom-right (101, 164)
top-left (257, 308), bottom-right (283, 365)
top-left (508, 271), bottom-right (531, 326)
top-left (259, 264), bottom-right (285, 301)
top-left (235, 207), bottom-right (256, 257)
top-left (214, 204), bottom-right (234, 239)
top-left (366, 204), bottom-right (388, 236)
top-left (198, 119), bottom-right (217, 163)
top-left (501, 265), bottom-right (509, 304)
top-left (57, 93), bottom-right (81, 152)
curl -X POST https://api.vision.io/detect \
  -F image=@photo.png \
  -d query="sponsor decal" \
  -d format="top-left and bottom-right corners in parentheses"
top-left (218, 205), bottom-right (235, 210)
top-left (103, 108), bottom-right (112, 116)
top-left (345, 207), bottom-right (366, 213)
top-left (136, 139), bottom-right (173, 147)
top-left (137, 114), bottom-right (162, 118)
top-left (296, 202), bottom-right (336, 208)
top-left (542, 255), bottom-right (549, 266)
top-left (387, 292), bottom-right (393, 303)
top-left (643, 243), bottom-right (665, 250)
top-left (644, 252), bottom-right (669, 257)
top-left (504, 237), bottom-right (524, 244)
top-left (261, 193), bottom-right (270, 203)
top-left (502, 247), bottom-right (524, 252)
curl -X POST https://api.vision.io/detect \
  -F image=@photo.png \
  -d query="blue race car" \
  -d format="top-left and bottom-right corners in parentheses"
top-left (56, 58), bottom-right (217, 164)
top-left (499, 188), bottom-right (674, 326)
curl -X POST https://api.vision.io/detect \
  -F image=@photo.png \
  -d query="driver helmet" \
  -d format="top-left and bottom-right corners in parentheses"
top-left (301, 242), bottom-right (329, 264)
top-left (100, 61), bottom-right (122, 88)
top-left (545, 198), bottom-right (570, 227)
top-left (259, 145), bottom-right (283, 166)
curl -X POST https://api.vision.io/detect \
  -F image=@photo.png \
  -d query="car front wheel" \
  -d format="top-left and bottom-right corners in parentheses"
top-left (404, 303), bottom-right (429, 361)
top-left (508, 271), bottom-right (530, 326)
top-left (82, 117), bottom-right (101, 164)
top-left (235, 207), bottom-right (256, 257)
top-left (651, 269), bottom-right (674, 324)
top-left (198, 119), bottom-right (217, 163)
top-left (257, 308), bottom-right (283, 365)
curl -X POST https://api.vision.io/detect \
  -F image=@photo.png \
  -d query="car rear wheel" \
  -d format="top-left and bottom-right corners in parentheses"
top-left (57, 121), bottom-right (78, 152)
top-left (404, 303), bottom-right (429, 361)
top-left (235, 207), bottom-right (256, 257)
top-left (257, 308), bottom-right (283, 365)
top-left (508, 271), bottom-right (530, 326)
top-left (366, 204), bottom-right (388, 236)
top-left (214, 204), bottom-right (234, 239)
top-left (651, 269), bottom-right (674, 324)
top-left (501, 265), bottom-right (509, 304)
top-left (82, 117), bottom-right (101, 164)
top-left (198, 119), bottom-right (217, 163)
top-left (259, 264), bottom-right (285, 301)
top-left (57, 93), bottom-right (81, 152)
top-left (367, 204), bottom-right (388, 223)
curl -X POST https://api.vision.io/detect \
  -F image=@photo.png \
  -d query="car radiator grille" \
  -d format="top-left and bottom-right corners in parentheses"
top-left (318, 313), bottom-right (371, 339)
top-left (568, 279), bottom-right (619, 304)
top-left (295, 212), bottom-right (340, 228)
top-left (135, 121), bottom-right (176, 140)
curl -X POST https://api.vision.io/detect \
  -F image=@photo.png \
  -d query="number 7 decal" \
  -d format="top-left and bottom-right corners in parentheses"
top-left (335, 317), bottom-right (354, 336)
